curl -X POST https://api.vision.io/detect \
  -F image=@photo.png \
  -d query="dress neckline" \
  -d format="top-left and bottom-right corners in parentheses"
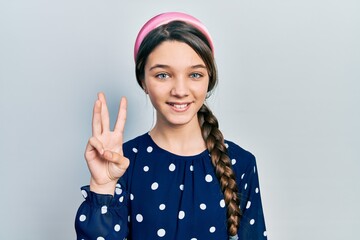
top-left (145, 132), bottom-right (209, 160)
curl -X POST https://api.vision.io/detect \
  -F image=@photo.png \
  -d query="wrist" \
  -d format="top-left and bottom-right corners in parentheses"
top-left (90, 179), bottom-right (117, 195)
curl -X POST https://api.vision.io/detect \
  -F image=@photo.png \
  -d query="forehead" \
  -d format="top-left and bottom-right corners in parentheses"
top-left (145, 41), bottom-right (206, 69)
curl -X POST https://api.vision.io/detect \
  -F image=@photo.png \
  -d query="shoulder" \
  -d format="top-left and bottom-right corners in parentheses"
top-left (225, 139), bottom-right (256, 173)
top-left (225, 139), bottom-right (255, 163)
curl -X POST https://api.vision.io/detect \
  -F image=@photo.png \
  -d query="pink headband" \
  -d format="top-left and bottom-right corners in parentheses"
top-left (134, 12), bottom-right (214, 61)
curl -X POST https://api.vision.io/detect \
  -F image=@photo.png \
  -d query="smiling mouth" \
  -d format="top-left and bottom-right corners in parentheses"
top-left (167, 102), bottom-right (191, 110)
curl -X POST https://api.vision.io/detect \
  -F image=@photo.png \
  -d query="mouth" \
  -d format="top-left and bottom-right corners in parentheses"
top-left (167, 102), bottom-right (192, 111)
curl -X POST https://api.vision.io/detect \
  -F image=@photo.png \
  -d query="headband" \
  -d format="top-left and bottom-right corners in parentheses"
top-left (134, 12), bottom-right (214, 61)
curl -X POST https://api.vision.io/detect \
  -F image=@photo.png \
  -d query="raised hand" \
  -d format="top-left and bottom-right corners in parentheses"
top-left (84, 92), bottom-right (130, 195)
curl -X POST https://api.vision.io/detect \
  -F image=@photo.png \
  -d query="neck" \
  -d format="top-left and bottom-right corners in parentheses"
top-left (149, 119), bottom-right (206, 156)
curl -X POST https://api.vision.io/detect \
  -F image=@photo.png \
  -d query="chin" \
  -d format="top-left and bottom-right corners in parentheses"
top-left (163, 115), bottom-right (198, 127)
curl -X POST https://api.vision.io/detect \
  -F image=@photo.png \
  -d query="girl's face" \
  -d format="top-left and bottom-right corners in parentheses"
top-left (143, 41), bottom-right (209, 129)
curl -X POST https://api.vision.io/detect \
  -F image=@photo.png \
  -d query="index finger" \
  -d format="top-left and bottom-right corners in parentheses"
top-left (92, 99), bottom-right (102, 136)
top-left (98, 92), bottom-right (110, 132)
top-left (114, 97), bottom-right (127, 134)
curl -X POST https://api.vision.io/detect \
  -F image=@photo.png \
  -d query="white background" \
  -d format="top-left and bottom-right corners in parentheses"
top-left (0, 0), bottom-right (359, 239)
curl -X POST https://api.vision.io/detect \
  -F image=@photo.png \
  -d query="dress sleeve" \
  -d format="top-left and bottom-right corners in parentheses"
top-left (237, 154), bottom-right (268, 240)
top-left (75, 182), bottom-right (129, 240)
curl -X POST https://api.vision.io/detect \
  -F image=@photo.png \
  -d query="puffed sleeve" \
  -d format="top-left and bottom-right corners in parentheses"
top-left (75, 181), bottom-right (129, 240)
top-left (237, 154), bottom-right (268, 239)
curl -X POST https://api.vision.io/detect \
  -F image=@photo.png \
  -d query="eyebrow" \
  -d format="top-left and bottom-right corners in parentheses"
top-left (148, 64), bottom-right (207, 71)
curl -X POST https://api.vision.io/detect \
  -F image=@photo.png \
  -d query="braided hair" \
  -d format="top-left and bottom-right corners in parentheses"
top-left (198, 104), bottom-right (241, 235)
top-left (135, 21), bottom-right (241, 236)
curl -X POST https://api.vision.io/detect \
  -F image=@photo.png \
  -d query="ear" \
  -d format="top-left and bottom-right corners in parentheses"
top-left (141, 82), bottom-right (148, 94)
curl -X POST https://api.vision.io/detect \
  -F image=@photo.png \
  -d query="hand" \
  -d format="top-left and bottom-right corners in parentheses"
top-left (84, 92), bottom-right (129, 194)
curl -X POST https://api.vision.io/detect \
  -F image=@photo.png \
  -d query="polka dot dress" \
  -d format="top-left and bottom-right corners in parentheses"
top-left (75, 133), bottom-right (267, 240)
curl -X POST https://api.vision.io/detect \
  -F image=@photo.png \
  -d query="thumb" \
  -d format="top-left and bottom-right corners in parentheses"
top-left (103, 150), bottom-right (129, 168)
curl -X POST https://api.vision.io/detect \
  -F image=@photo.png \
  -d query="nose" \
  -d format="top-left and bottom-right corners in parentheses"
top-left (170, 76), bottom-right (189, 97)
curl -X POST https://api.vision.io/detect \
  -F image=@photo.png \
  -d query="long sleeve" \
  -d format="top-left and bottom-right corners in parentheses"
top-left (237, 155), bottom-right (268, 239)
top-left (224, 140), bottom-right (268, 240)
top-left (75, 183), bottom-right (129, 240)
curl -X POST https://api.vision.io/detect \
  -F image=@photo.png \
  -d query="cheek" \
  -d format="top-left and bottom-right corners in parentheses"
top-left (197, 82), bottom-right (210, 98)
top-left (146, 84), bottom-right (168, 107)
top-left (147, 82), bottom-right (167, 97)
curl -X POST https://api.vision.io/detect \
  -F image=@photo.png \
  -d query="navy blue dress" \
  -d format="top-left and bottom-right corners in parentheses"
top-left (75, 133), bottom-right (267, 240)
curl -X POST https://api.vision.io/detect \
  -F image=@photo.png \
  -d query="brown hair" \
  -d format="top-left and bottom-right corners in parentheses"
top-left (135, 20), bottom-right (241, 236)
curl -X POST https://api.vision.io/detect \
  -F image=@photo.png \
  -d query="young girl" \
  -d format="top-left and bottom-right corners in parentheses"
top-left (75, 12), bottom-right (267, 240)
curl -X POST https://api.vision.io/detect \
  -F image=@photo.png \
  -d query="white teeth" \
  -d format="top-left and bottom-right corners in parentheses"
top-left (173, 104), bottom-right (188, 109)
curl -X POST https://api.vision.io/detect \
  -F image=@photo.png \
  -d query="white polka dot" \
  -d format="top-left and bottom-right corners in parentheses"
top-left (263, 231), bottom-right (267, 237)
top-left (147, 146), bottom-right (153, 153)
top-left (79, 214), bottom-right (86, 222)
top-left (128, 215), bottom-right (130, 222)
top-left (246, 201), bottom-right (251, 209)
top-left (132, 147), bottom-right (138, 153)
top-left (169, 163), bottom-right (176, 171)
top-left (190, 165), bottom-right (194, 171)
top-left (136, 214), bottom-right (143, 222)
top-left (255, 187), bottom-right (259, 193)
top-left (157, 228), bottom-right (166, 237)
top-left (97, 237), bottom-right (104, 240)
top-left (205, 174), bottom-right (213, 182)
top-left (101, 206), bottom-right (107, 214)
top-left (151, 182), bottom-right (159, 190)
top-left (179, 184), bottom-right (184, 191)
top-left (241, 173), bottom-right (245, 179)
top-left (114, 224), bottom-right (121, 232)
top-left (250, 219), bottom-right (255, 225)
top-left (220, 199), bottom-right (225, 208)
top-left (115, 188), bottom-right (122, 195)
top-left (231, 159), bottom-right (236, 165)
top-left (225, 143), bottom-right (229, 148)
top-left (159, 204), bottom-right (166, 210)
top-left (81, 190), bottom-right (88, 199)
top-left (130, 193), bottom-right (134, 200)
top-left (178, 210), bottom-right (185, 219)
top-left (200, 203), bottom-right (207, 210)
top-left (254, 166), bottom-right (256, 173)
top-left (244, 183), bottom-right (248, 190)
top-left (191, 238), bottom-right (197, 240)
top-left (119, 196), bottom-right (124, 202)
top-left (209, 226), bottom-right (216, 233)
top-left (116, 183), bottom-right (121, 188)
top-left (143, 166), bottom-right (149, 172)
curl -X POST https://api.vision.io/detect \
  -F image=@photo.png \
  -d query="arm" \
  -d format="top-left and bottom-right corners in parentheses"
top-left (75, 184), bottom-right (129, 240)
top-left (75, 93), bottom-right (130, 239)
top-left (237, 154), bottom-right (267, 239)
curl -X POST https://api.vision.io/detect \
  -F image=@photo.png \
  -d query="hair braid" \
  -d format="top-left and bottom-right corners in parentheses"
top-left (198, 104), bottom-right (241, 236)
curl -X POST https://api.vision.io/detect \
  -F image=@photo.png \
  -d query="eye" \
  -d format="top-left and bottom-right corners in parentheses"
top-left (190, 73), bottom-right (203, 79)
top-left (155, 73), bottom-right (169, 79)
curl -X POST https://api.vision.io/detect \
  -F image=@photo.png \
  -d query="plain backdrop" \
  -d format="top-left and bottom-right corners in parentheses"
top-left (1, 0), bottom-right (359, 239)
